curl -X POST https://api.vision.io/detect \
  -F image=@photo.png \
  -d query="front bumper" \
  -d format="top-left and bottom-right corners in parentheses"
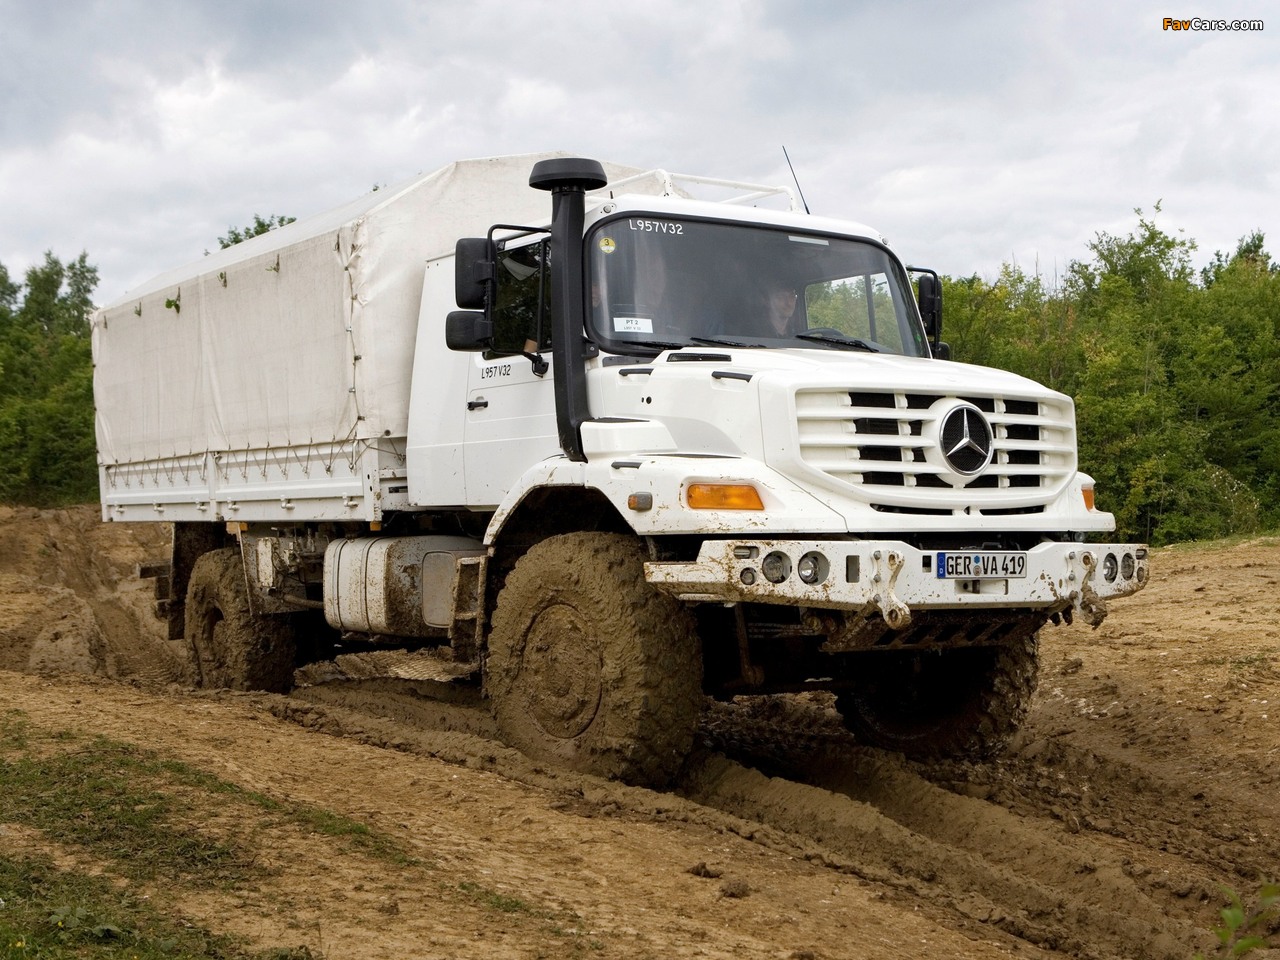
top-left (645, 539), bottom-right (1149, 629)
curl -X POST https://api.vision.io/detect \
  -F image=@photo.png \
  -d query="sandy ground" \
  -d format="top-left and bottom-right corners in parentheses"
top-left (1, 504), bottom-right (1278, 959)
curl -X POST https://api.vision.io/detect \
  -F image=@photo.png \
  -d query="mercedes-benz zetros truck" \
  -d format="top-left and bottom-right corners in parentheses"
top-left (92, 152), bottom-right (1148, 785)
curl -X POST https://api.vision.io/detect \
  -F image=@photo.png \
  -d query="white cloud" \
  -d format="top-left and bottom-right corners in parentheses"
top-left (0, 0), bottom-right (1277, 299)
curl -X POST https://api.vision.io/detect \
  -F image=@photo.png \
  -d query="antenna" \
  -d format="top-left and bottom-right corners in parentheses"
top-left (782, 145), bottom-right (810, 214)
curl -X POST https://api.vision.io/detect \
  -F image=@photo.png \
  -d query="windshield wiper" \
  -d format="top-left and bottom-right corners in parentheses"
top-left (639, 339), bottom-right (690, 351)
top-left (690, 336), bottom-right (769, 348)
top-left (793, 330), bottom-right (880, 352)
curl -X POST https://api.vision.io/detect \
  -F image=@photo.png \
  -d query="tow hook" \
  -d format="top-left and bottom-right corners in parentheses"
top-left (1077, 551), bottom-right (1109, 627)
top-left (871, 549), bottom-right (911, 630)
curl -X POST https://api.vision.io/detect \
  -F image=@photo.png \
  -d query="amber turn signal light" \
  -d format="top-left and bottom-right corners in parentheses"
top-left (1082, 486), bottom-right (1096, 511)
top-left (686, 483), bottom-right (765, 510)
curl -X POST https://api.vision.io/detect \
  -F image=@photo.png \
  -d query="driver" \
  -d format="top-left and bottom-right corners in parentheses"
top-left (760, 281), bottom-right (802, 336)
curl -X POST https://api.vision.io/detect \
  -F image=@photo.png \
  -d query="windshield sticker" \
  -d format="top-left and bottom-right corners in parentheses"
top-left (613, 315), bottom-right (654, 334)
top-left (629, 219), bottom-right (684, 236)
top-left (788, 235), bottom-right (830, 245)
top-left (598, 237), bottom-right (617, 254)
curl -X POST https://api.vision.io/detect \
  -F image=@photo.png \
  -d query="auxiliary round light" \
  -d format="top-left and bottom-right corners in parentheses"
top-left (1121, 553), bottom-right (1135, 580)
top-left (761, 551), bottom-right (792, 584)
top-left (797, 551), bottom-right (829, 585)
top-left (1102, 552), bottom-right (1118, 583)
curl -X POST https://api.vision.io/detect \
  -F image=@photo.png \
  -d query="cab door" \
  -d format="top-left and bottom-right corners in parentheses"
top-left (462, 355), bottom-right (557, 507)
top-left (462, 238), bottom-right (560, 507)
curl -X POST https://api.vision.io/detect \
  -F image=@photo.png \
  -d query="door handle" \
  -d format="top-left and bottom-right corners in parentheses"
top-left (467, 399), bottom-right (489, 410)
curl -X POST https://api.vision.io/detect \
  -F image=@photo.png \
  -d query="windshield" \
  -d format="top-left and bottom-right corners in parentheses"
top-left (586, 216), bottom-right (929, 357)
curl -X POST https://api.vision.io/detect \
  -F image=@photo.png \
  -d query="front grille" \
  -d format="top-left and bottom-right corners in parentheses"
top-left (795, 388), bottom-right (1076, 509)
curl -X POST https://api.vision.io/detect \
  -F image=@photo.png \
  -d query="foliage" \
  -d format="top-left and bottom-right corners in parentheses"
top-left (1193, 881), bottom-right (1280, 958)
top-left (942, 213), bottom-right (1280, 545)
top-left (0, 251), bottom-right (99, 506)
top-left (216, 213), bottom-right (297, 249)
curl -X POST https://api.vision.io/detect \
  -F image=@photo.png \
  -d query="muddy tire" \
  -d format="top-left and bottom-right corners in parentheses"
top-left (184, 547), bottom-right (296, 693)
top-left (485, 532), bottom-right (702, 786)
top-left (835, 634), bottom-right (1039, 759)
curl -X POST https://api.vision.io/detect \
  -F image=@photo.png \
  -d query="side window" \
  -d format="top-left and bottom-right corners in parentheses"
top-left (491, 240), bottom-right (551, 355)
top-left (804, 274), bottom-right (905, 352)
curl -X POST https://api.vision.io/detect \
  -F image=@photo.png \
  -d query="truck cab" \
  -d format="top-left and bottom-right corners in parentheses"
top-left (411, 158), bottom-right (1147, 782)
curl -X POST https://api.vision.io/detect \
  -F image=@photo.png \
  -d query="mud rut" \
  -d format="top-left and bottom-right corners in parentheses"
top-left (4, 508), bottom-right (1278, 959)
top-left (278, 659), bottom-right (1268, 960)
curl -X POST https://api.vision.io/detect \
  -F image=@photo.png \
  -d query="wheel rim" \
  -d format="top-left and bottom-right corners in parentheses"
top-left (520, 603), bottom-right (603, 740)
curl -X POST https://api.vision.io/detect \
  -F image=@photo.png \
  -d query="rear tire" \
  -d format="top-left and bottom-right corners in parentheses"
top-left (835, 635), bottom-right (1039, 759)
top-left (485, 532), bottom-right (702, 785)
top-left (184, 547), bottom-right (296, 693)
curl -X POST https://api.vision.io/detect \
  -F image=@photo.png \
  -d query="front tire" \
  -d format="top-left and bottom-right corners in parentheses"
top-left (184, 547), bottom-right (296, 693)
top-left (835, 635), bottom-right (1039, 759)
top-left (485, 533), bottom-right (702, 785)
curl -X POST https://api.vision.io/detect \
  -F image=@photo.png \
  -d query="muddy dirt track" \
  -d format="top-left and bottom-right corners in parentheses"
top-left (1, 504), bottom-right (1278, 959)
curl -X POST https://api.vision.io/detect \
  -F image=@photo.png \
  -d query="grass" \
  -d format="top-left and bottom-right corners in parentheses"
top-left (0, 710), bottom-right (413, 957)
top-left (0, 711), bottom-right (31, 751)
top-left (0, 855), bottom-right (314, 960)
top-left (452, 882), bottom-right (604, 953)
top-left (0, 708), bottom-right (605, 956)
top-left (455, 880), bottom-right (541, 915)
top-left (0, 711), bottom-right (414, 881)
top-left (0, 738), bottom-right (251, 885)
top-left (1196, 652), bottom-right (1276, 671)
top-left (287, 807), bottom-right (415, 867)
top-left (1160, 531), bottom-right (1280, 553)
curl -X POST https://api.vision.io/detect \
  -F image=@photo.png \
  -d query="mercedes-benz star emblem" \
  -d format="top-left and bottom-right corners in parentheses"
top-left (940, 405), bottom-right (993, 475)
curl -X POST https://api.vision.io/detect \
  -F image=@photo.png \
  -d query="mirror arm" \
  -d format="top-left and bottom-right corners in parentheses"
top-left (523, 351), bottom-right (549, 377)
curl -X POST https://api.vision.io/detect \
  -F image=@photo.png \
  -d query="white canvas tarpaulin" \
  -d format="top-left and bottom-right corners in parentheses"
top-left (92, 153), bottom-right (643, 468)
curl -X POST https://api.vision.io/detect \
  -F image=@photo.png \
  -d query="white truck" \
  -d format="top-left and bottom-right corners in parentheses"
top-left (92, 152), bottom-right (1148, 784)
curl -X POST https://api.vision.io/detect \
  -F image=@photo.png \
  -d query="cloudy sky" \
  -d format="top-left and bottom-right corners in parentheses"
top-left (2, 0), bottom-right (1276, 303)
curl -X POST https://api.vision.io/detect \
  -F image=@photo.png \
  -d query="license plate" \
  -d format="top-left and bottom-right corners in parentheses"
top-left (936, 551), bottom-right (1027, 579)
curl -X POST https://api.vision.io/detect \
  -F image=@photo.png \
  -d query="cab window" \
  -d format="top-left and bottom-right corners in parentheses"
top-left (490, 239), bottom-right (551, 356)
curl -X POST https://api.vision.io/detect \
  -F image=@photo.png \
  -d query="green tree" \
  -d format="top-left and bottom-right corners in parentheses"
top-left (0, 261), bottom-right (19, 315)
top-left (216, 213), bottom-right (296, 249)
top-left (0, 252), bottom-right (100, 505)
top-left (1200, 230), bottom-right (1276, 287)
top-left (946, 210), bottom-right (1280, 544)
top-left (942, 266), bottom-right (1080, 391)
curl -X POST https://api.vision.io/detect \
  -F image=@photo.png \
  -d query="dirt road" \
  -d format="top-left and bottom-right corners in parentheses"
top-left (1, 504), bottom-right (1278, 958)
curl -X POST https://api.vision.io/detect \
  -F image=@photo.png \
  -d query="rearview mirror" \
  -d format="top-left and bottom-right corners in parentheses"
top-left (445, 310), bottom-right (492, 351)
top-left (914, 270), bottom-right (942, 340)
top-left (455, 238), bottom-right (492, 310)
